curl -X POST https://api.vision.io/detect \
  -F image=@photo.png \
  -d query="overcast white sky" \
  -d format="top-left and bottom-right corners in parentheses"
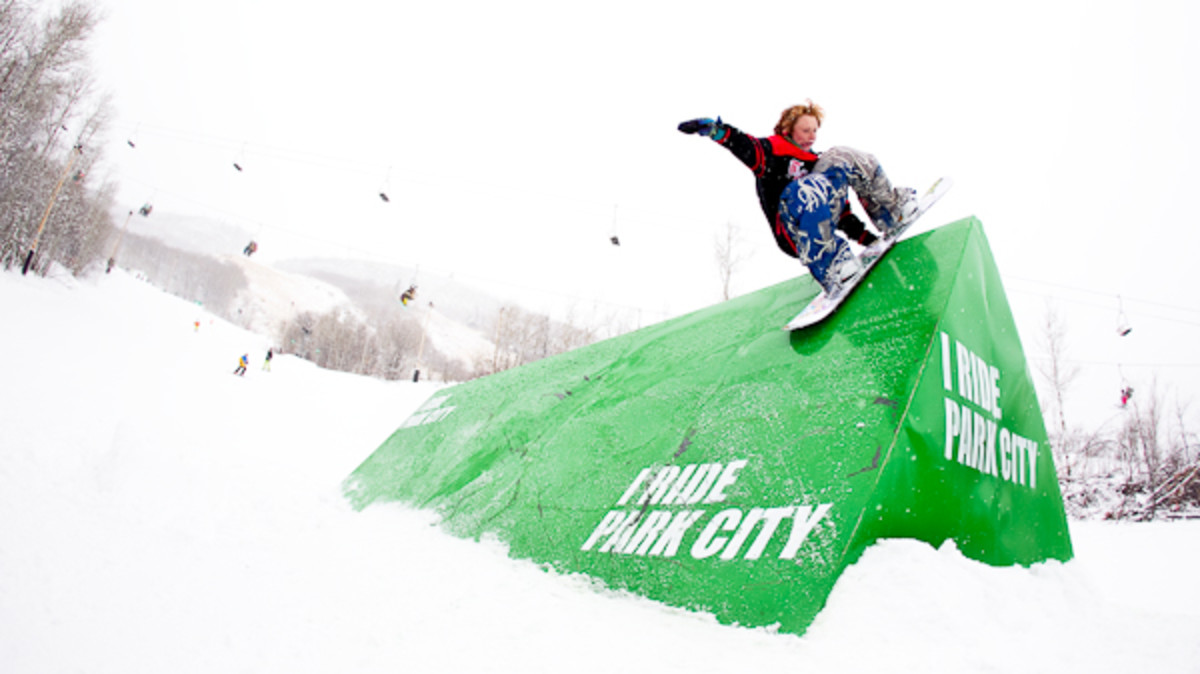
top-left (87, 0), bottom-right (1200, 430)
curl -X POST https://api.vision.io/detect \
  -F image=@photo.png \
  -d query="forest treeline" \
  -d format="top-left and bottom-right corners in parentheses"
top-left (1, 0), bottom-right (116, 275)
top-left (1037, 308), bottom-right (1199, 520)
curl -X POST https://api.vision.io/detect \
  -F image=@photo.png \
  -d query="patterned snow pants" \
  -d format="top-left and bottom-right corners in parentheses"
top-left (778, 146), bottom-right (912, 292)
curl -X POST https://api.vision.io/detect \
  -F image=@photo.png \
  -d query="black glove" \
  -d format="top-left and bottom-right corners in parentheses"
top-left (678, 117), bottom-right (725, 141)
top-left (678, 118), bottom-right (714, 135)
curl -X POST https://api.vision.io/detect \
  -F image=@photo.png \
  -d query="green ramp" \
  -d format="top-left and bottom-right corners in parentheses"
top-left (344, 216), bottom-right (1072, 636)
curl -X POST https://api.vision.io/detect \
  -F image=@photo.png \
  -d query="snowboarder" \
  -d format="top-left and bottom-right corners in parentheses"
top-left (263, 348), bottom-right (273, 371)
top-left (678, 101), bottom-right (919, 295)
top-left (234, 354), bottom-right (249, 376)
top-left (243, 241), bottom-right (258, 257)
top-left (138, 203), bottom-right (153, 217)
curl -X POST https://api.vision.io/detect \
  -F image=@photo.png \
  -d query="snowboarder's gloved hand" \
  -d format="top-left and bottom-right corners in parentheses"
top-left (677, 118), bottom-right (713, 135)
top-left (678, 117), bottom-right (726, 141)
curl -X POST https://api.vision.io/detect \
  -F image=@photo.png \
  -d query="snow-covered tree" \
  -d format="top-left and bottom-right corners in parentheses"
top-left (0, 0), bottom-right (113, 275)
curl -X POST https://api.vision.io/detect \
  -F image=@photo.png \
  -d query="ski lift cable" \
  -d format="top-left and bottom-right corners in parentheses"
top-left (1005, 284), bottom-right (1200, 330)
top-left (109, 122), bottom-right (730, 232)
top-left (111, 122), bottom-right (393, 177)
top-left (119, 179), bottom-right (414, 266)
top-left (118, 168), bottom-right (672, 316)
top-left (1026, 355), bottom-right (1200, 369)
top-left (115, 176), bottom-right (663, 317)
top-left (1005, 274), bottom-right (1200, 317)
top-left (119, 179), bottom-right (276, 237)
top-left (115, 126), bottom-right (714, 229)
top-left (114, 124), bottom-right (325, 184)
top-left (109, 124), bottom-right (766, 274)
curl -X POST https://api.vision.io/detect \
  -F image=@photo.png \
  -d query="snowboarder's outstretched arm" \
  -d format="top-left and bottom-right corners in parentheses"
top-left (678, 118), bottom-right (768, 174)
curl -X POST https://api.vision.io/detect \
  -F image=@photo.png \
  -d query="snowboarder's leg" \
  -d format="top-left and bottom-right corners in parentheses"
top-left (779, 174), bottom-right (859, 294)
top-left (814, 146), bottom-right (916, 235)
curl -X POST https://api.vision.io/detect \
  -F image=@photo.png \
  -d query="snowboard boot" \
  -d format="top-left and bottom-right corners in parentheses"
top-left (869, 187), bottom-right (920, 241)
top-left (814, 241), bottom-right (862, 296)
top-left (897, 188), bottom-right (921, 225)
top-left (835, 251), bottom-right (864, 283)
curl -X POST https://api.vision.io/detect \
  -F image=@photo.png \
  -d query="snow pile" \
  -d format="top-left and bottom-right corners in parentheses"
top-left (1, 268), bottom-right (1198, 673)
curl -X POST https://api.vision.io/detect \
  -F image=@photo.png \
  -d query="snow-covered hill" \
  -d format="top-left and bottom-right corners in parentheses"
top-left (2, 267), bottom-right (1199, 673)
top-left (116, 211), bottom-right (504, 371)
top-left (222, 252), bottom-right (361, 336)
top-left (274, 257), bottom-right (509, 329)
top-left (119, 209), bottom-right (255, 259)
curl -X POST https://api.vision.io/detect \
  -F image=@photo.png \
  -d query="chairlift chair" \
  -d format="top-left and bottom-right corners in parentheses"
top-left (378, 166), bottom-right (393, 204)
top-left (1116, 296), bottom-right (1132, 336)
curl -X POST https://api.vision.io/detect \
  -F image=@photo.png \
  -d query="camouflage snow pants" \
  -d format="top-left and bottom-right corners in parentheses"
top-left (778, 146), bottom-right (912, 292)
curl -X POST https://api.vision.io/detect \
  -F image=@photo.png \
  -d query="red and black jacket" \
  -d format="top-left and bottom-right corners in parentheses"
top-left (712, 121), bottom-right (868, 257)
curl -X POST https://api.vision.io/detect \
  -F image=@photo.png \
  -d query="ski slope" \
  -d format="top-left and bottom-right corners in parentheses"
top-left (1, 267), bottom-right (1197, 673)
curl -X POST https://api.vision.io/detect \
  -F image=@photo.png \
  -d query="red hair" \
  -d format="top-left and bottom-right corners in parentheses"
top-left (774, 100), bottom-right (825, 136)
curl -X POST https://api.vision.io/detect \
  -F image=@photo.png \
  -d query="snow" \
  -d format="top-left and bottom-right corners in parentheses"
top-left (1, 268), bottom-right (1198, 673)
top-left (223, 252), bottom-right (361, 336)
top-left (417, 303), bottom-right (497, 369)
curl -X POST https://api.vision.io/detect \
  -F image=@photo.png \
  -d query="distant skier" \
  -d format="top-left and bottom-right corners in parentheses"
top-left (263, 348), bottom-right (273, 371)
top-left (138, 203), bottom-right (153, 217)
top-left (678, 101), bottom-right (919, 295)
top-left (243, 241), bottom-right (258, 257)
top-left (234, 354), bottom-right (249, 376)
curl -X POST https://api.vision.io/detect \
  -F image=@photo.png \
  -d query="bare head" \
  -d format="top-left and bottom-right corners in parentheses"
top-left (774, 100), bottom-right (825, 151)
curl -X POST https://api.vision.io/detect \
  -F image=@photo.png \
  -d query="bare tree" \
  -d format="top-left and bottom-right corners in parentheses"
top-left (550, 305), bottom-right (599, 355)
top-left (1034, 303), bottom-right (1080, 439)
top-left (1056, 377), bottom-right (1200, 521)
top-left (1175, 402), bottom-right (1197, 467)
top-left (713, 220), bottom-right (746, 301)
top-left (484, 304), bottom-right (606, 374)
top-left (277, 307), bottom-right (436, 381)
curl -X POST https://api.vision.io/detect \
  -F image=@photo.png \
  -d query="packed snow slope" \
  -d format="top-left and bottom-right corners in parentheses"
top-left (1, 268), bottom-right (1198, 674)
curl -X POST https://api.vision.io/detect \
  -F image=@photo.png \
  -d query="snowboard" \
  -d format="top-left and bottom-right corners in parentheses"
top-left (784, 177), bottom-right (953, 331)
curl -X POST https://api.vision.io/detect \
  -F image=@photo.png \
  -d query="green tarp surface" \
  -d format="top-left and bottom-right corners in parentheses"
top-left (345, 217), bottom-right (1073, 635)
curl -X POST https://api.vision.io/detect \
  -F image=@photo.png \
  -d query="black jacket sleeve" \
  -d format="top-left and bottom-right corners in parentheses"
top-left (711, 122), bottom-right (771, 176)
